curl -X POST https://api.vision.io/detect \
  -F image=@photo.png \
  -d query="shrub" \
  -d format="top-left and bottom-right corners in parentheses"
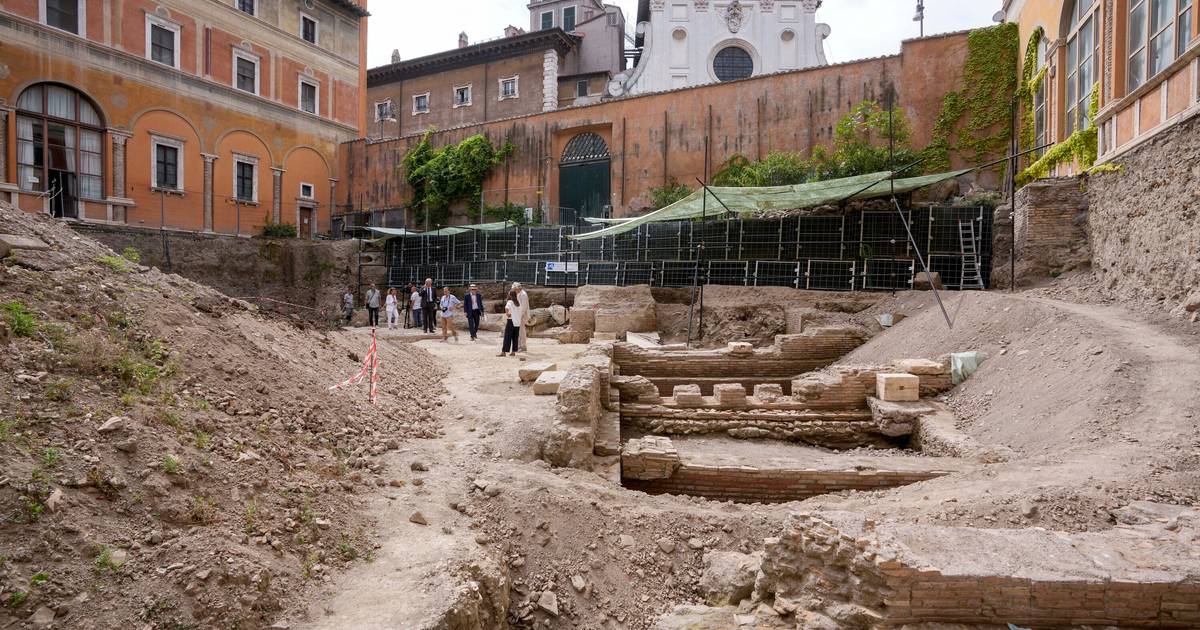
top-left (1, 301), bottom-right (37, 337)
top-left (43, 379), bottom-right (73, 402)
top-left (94, 546), bottom-right (118, 572)
top-left (646, 179), bottom-right (693, 210)
top-left (163, 455), bottom-right (182, 475)
top-left (262, 222), bottom-right (298, 239)
top-left (121, 247), bottom-right (141, 263)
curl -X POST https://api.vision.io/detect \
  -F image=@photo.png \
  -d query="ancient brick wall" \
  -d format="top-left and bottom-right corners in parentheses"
top-left (1005, 177), bottom-right (1092, 283)
top-left (1087, 114), bottom-right (1200, 309)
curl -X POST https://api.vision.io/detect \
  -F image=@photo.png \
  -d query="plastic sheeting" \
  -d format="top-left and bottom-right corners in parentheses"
top-left (569, 169), bottom-right (972, 241)
top-left (950, 351), bottom-right (988, 385)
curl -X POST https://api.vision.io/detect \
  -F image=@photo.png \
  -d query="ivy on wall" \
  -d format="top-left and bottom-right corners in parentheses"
top-left (922, 23), bottom-right (1020, 174)
top-left (1017, 86), bottom-right (1118, 185)
top-left (1016, 27), bottom-right (1047, 153)
top-left (401, 132), bottom-right (514, 227)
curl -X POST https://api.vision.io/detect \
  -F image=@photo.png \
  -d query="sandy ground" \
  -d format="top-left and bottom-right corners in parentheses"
top-left (294, 331), bottom-right (584, 628)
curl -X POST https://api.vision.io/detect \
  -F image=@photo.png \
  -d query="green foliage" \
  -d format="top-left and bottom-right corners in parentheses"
top-left (243, 501), bottom-right (257, 535)
top-left (482, 201), bottom-right (533, 225)
top-left (6, 590), bottom-right (28, 607)
top-left (0, 419), bottom-right (15, 443)
top-left (1018, 86), bottom-right (1100, 185)
top-left (94, 546), bottom-right (118, 572)
top-left (163, 455), bottom-right (182, 475)
top-left (402, 132), bottom-right (513, 226)
top-left (1017, 27), bottom-right (1048, 153)
top-left (194, 430), bottom-right (212, 450)
top-left (41, 447), bottom-right (62, 468)
top-left (712, 100), bottom-right (916, 187)
top-left (121, 246), bottom-right (141, 264)
top-left (302, 260), bottom-right (338, 282)
top-left (29, 572), bottom-right (49, 587)
top-left (108, 354), bottom-right (162, 394)
top-left (95, 255), bottom-right (131, 273)
top-left (1, 301), bottom-right (37, 337)
top-left (646, 178), bottom-right (694, 209)
top-left (262, 221), bottom-right (298, 239)
top-left (923, 23), bottom-right (1019, 173)
top-left (43, 379), bottom-right (73, 402)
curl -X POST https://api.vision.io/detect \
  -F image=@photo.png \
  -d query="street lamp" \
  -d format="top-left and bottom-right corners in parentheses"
top-left (913, 1), bottom-right (925, 37)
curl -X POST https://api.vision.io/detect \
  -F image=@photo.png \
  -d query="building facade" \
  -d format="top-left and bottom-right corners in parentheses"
top-left (1006, 0), bottom-right (1198, 169)
top-left (0, 0), bottom-right (368, 238)
top-left (608, 0), bottom-right (830, 97)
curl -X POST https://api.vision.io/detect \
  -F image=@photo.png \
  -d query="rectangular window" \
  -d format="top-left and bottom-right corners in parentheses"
top-left (235, 159), bottom-right (256, 202)
top-left (234, 52), bottom-right (259, 94)
top-left (238, 0), bottom-right (255, 16)
top-left (17, 115), bottom-right (45, 192)
top-left (500, 77), bottom-right (519, 99)
top-left (155, 144), bottom-right (179, 190)
top-left (46, 0), bottom-right (80, 34)
top-left (576, 79), bottom-right (589, 98)
top-left (300, 182), bottom-right (314, 199)
top-left (1129, 0), bottom-right (1149, 90)
top-left (454, 85), bottom-right (472, 107)
top-left (300, 79), bottom-right (318, 114)
top-left (413, 93), bottom-right (429, 114)
top-left (540, 10), bottom-right (554, 30)
top-left (301, 14), bottom-right (318, 44)
top-left (607, 12), bottom-right (619, 26)
top-left (1179, 0), bottom-right (1193, 57)
top-left (374, 100), bottom-right (393, 121)
top-left (150, 25), bottom-right (175, 65)
top-left (563, 6), bottom-right (577, 31)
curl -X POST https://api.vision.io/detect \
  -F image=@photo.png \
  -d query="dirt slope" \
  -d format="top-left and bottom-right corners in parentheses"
top-left (0, 205), bottom-right (444, 629)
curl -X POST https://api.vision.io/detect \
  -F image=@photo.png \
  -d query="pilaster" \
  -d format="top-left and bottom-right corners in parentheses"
top-left (543, 50), bottom-right (559, 112)
top-left (271, 167), bottom-right (285, 224)
top-left (0, 101), bottom-right (12, 187)
top-left (201, 153), bottom-right (219, 232)
top-left (108, 128), bottom-right (133, 200)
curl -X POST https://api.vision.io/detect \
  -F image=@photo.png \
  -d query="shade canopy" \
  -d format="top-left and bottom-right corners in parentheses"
top-left (569, 169), bottom-right (971, 241)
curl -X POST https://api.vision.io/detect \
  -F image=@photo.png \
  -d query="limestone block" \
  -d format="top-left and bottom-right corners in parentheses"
top-left (621, 436), bottom-right (679, 480)
top-left (700, 551), bottom-right (761, 605)
top-left (673, 384), bottom-right (704, 407)
top-left (0, 234), bottom-right (50, 258)
top-left (867, 396), bottom-right (935, 437)
top-left (713, 383), bottom-right (747, 406)
top-left (614, 375), bottom-right (662, 404)
top-left (569, 308), bottom-right (596, 332)
top-left (726, 342), bottom-right (754, 355)
top-left (544, 424), bottom-right (594, 469)
top-left (894, 358), bottom-right (946, 376)
top-left (594, 411), bottom-right (621, 457)
top-left (753, 383), bottom-right (785, 402)
top-left (913, 271), bottom-right (944, 290)
top-left (876, 373), bottom-right (919, 402)
top-left (592, 332), bottom-right (619, 341)
top-left (549, 304), bottom-right (569, 325)
top-left (533, 371), bottom-right (566, 395)
top-left (519, 361), bottom-right (558, 383)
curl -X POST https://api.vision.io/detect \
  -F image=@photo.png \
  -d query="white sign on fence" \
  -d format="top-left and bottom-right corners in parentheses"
top-left (545, 262), bottom-right (579, 273)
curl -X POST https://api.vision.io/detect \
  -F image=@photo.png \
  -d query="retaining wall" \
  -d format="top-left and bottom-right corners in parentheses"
top-left (623, 463), bottom-right (946, 504)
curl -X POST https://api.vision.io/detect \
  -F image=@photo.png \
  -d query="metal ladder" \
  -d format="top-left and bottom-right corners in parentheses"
top-left (958, 220), bottom-right (985, 290)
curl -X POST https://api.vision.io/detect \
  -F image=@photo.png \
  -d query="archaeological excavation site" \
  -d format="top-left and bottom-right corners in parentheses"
top-left (2, 198), bottom-right (1199, 630)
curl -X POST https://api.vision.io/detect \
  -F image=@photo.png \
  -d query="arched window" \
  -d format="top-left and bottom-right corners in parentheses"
top-left (1128, 0), bottom-right (1194, 91)
top-left (15, 84), bottom-right (105, 204)
top-left (1034, 35), bottom-right (1049, 156)
top-left (713, 46), bottom-right (754, 82)
top-left (1065, 0), bottom-right (1099, 134)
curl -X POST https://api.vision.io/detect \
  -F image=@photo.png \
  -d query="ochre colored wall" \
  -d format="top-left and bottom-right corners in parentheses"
top-left (341, 31), bottom-right (985, 223)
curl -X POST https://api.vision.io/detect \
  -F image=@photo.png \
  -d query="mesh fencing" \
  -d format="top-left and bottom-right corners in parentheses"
top-left (385, 205), bottom-right (993, 292)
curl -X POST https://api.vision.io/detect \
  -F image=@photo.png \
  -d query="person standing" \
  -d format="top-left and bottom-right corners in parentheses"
top-left (408, 283), bottom-right (422, 329)
top-left (341, 287), bottom-right (355, 326)
top-left (497, 289), bottom-right (520, 357)
top-left (438, 287), bottom-right (462, 342)
top-left (464, 284), bottom-right (485, 341)
top-left (365, 283), bottom-right (381, 328)
top-left (385, 287), bottom-right (400, 330)
top-left (514, 282), bottom-right (530, 352)
top-left (420, 278), bottom-right (437, 334)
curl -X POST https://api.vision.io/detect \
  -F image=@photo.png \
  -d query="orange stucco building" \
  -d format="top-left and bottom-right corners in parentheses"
top-left (0, 0), bottom-right (368, 238)
top-left (1006, 0), bottom-right (1198, 170)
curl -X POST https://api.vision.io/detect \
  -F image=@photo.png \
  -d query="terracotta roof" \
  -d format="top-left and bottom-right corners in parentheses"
top-left (329, 0), bottom-right (369, 18)
top-left (369, 29), bottom-right (579, 85)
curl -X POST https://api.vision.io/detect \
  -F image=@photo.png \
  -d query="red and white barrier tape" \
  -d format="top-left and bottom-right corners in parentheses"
top-left (330, 328), bottom-right (382, 406)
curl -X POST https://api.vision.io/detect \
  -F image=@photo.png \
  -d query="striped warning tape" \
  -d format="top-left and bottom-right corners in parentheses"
top-left (330, 328), bottom-right (381, 406)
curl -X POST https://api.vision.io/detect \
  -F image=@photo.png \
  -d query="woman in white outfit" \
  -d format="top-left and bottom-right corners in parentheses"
top-left (385, 288), bottom-right (400, 330)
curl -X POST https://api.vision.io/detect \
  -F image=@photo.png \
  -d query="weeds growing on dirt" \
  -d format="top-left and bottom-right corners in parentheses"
top-left (163, 455), bottom-right (182, 475)
top-left (94, 546), bottom-right (118, 572)
top-left (41, 447), bottom-right (63, 468)
top-left (194, 430), bottom-right (212, 450)
top-left (0, 419), bottom-right (17, 443)
top-left (95, 255), bottom-right (131, 273)
top-left (6, 590), bottom-right (28, 607)
top-left (121, 247), bottom-right (141, 263)
top-left (30, 572), bottom-right (49, 586)
top-left (43, 379), bottom-right (73, 401)
top-left (190, 495), bottom-right (216, 524)
top-left (243, 501), bottom-right (257, 535)
top-left (1, 300), bottom-right (37, 337)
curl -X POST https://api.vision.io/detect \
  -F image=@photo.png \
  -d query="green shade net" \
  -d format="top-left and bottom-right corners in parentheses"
top-left (570, 169), bottom-right (971, 241)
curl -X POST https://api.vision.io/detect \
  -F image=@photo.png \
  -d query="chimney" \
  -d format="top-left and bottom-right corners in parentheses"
top-left (504, 25), bottom-right (527, 38)
top-left (390, 49), bottom-right (401, 64)
top-left (458, 32), bottom-right (469, 48)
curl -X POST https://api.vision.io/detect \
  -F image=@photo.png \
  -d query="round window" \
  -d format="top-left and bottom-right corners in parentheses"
top-left (713, 46), bottom-right (754, 82)
top-left (781, 30), bottom-right (796, 42)
top-left (672, 28), bottom-right (687, 41)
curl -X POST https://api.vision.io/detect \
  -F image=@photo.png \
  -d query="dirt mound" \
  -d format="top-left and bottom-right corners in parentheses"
top-left (0, 204), bottom-right (445, 629)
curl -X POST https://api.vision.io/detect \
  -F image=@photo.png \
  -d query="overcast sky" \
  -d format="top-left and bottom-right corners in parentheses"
top-left (366, 0), bottom-right (1002, 68)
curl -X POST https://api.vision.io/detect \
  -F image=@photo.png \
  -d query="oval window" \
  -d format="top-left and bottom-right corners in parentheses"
top-left (713, 46), bottom-right (753, 81)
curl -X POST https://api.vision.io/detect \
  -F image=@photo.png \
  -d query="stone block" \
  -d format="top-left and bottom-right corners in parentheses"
top-left (895, 358), bottom-right (946, 376)
top-left (533, 371), bottom-right (566, 395)
top-left (614, 374), bottom-right (662, 404)
top-left (519, 361), bottom-right (558, 383)
top-left (876, 373), bottom-right (919, 402)
top-left (913, 271), bottom-right (944, 290)
top-left (621, 436), bottom-right (679, 480)
top-left (727, 342), bottom-right (754, 355)
top-left (867, 397), bottom-right (935, 437)
top-left (594, 411), bottom-right (621, 457)
top-left (713, 383), bottom-right (747, 406)
top-left (591, 332), bottom-right (619, 341)
top-left (753, 383), bottom-right (785, 402)
top-left (0, 234), bottom-right (50, 258)
top-left (673, 384), bottom-right (704, 407)
top-left (569, 308), bottom-right (596, 332)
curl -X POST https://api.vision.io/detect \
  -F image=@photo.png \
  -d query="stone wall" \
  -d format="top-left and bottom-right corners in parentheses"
top-left (1087, 113), bottom-right (1200, 310)
top-left (73, 224), bottom-right (371, 320)
top-left (1001, 177), bottom-right (1092, 285)
top-left (542, 344), bottom-right (615, 469)
top-left (753, 510), bottom-right (1200, 628)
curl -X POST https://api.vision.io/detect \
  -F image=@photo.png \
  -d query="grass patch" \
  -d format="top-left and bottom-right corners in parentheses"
top-left (29, 572), bottom-right (49, 587)
top-left (41, 447), bottom-right (63, 468)
top-left (0, 419), bottom-right (17, 443)
top-left (95, 255), bottom-right (131, 273)
top-left (5, 590), bottom-right (28, 607)
top-left (189, 496), bottom-right (216, 524)
top-left (158, 410), bottom-right (182, 430)
top-left (163, 455), bottom-right (182, 475)
top-left (44, 379), bottom-right (73, 402)
top-left (121, 247), bottom-right (141, 264)
top-left (193, 430), bottom-right (212, 450)
top-left (108, 354), bottom-right (161, 394)
top-left (1, 301), bottom-right (37, 337)
top-left (337, 539), bottom-right (358, 561)
top-left (243, 501), bottom-right (257, 535)
top-left (94, 546), bottom-right (118, 572)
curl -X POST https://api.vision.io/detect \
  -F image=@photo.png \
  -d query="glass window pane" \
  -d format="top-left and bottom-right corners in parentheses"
top-left (1129, 49), bottom-right (1147, 89)
top-left (78, 99), bottom-right (100, 126)
top-left (17, 116), bottom-right (36, 140)
top-left (81, 152), bottom-right (102, 177)
top-left (17, 86), bottom-right (44, 113)
top-left (80, 129), bottom-right (101, 153)
top-left (152, 25), bottom-right (175, 65)
top-left (18, 166), bottom-right (41, 192)
top-left (1130, 3), bottom-right (1148, 51)
top-left (47, 86), bottom-right (76, 120)
top-left (713, 46), bottom-right (754, 81)
top-left (1179, 9), bottom-right (1192, 55)
top-left (1151, 0), bottom-right (1173, 30)
top-left (47, 0), bottom-right (79, 33)
top-left (80, 175), bottom-right (102, 200)
top-left (1150, 30), bottom-right (1175, 74)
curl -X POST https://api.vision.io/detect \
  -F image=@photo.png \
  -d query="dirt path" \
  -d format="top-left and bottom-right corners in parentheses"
top-left (293, 330), bottom-right (584, 629)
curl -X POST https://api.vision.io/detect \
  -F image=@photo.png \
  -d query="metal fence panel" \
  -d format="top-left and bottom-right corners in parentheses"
top-left (806, 260), bottom-right (855, 291)
top-left (707, 261), bottom-right (749, 286)
top-left (622, 262), bottom-right (655, 286)
top-left (586, 262), bottom-right (620, 285)
top-left (754, 261), bottom-right (800, 287)
top-left (863, 259), bottom-right (915, 290)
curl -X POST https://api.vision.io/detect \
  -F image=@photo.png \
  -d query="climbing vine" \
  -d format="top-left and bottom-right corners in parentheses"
top-left (1016, 27), bottom-right (1047, 153)
top-left (1018, 86), bottom-right (1109, 185)
top-left (922, 23), bottom-right (1020, 173)
top-left (401, 132), bottom-right (514, 227)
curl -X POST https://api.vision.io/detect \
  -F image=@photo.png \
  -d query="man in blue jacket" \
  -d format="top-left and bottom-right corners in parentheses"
top-left (463, 284), bottom-right (485, 341)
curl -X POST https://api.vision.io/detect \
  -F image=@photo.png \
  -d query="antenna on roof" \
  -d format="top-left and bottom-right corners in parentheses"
top-left (913, 0), bottom-right (925, 37)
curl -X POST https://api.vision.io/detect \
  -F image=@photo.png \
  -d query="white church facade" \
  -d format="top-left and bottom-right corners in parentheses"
top-left (609, 0), bottom-right (830, 97)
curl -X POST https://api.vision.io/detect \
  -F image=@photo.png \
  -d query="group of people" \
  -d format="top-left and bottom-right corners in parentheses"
top-left (341, 280), bottom-right (532, 355)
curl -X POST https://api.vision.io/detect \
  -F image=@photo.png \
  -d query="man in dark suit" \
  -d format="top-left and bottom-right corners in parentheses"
top-left (420, 278), bottom-right (437, 333)
top-left (463, 284), bottom-right (485, 341)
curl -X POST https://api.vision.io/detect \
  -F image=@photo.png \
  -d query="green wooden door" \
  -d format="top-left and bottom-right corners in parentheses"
top-left (558, 132), bottom-right (611, 226)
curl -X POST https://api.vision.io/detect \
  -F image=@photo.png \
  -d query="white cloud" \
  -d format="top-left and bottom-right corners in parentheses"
top-left (367, 0), bottom-right (1001, 68)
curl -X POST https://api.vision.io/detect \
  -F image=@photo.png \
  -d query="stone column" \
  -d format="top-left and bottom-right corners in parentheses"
top-left (328, 178), bottom-right (338, 238)
top-left (201, 153), bottom-right (218, 232)
top-left (108, 129), bottom-right (133, 200)
top-left (271, 167), bottom-right (284, 224)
